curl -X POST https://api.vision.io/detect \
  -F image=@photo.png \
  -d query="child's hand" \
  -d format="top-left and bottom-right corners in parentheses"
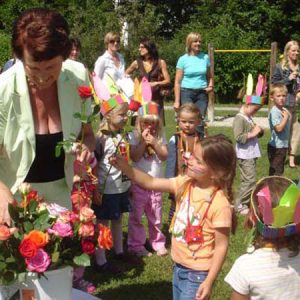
top-left (258, 127), bottom-right (264, 138)
top-left (109, 154), bottom-right (128, 170)
top-left (282, 109), bottom-right (289, 120)
top-left (251, 125), bottom-right (262, 137)
top-left (142, 128), bottom-right (150, 142)
top-left (145, 133), bottom-right (156, 146)
top-left (195, 280), bottom-right (212, 300)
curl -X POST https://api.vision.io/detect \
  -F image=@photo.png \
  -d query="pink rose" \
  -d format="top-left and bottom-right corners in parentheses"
top-left (48, 222), bottom-right (73, 237)
top-left (79, 207), bottom-right (96, 223)
top-left (25, 248), bottom-right (51, 273)
top-left (78, 222), bottom-right (95, 237)
top-left (57, 211), bottom-right (79, 224)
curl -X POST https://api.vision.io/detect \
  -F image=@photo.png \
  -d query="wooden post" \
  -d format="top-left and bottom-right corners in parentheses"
top-left (268, 42), bottom-right (278, 110)
top-left (208, 43), bottom-right (215, 123)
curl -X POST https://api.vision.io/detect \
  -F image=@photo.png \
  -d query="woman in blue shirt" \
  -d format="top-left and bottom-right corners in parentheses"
top-left (174, 32), bottom-right (213, 134)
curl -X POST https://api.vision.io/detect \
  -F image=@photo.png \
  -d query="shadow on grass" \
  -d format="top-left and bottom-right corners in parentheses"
top-left (96, 281), bottom-right (172, 300)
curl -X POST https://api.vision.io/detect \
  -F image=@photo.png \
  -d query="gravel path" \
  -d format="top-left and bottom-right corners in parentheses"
top-left (164, 105), bottom-right (269, 129)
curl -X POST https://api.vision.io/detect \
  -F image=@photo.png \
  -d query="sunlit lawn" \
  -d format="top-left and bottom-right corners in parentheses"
top-left (87, 109), bottom-right (299, 300)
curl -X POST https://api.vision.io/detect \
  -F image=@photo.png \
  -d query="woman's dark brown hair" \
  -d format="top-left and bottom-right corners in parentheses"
top-left (12, 8), bottom-right (71, 61)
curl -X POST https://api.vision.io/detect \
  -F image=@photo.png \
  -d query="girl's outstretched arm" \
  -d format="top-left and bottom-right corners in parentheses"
top-left (196, 227), bottom-right (230, 300)
top-left (110, 155), bottom-right (175, 193)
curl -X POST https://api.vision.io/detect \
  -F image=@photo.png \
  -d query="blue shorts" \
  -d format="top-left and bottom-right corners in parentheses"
top-left (92, 191), bottom-right (131, 220)
top-left (173, 263), bottom-right (208, 300)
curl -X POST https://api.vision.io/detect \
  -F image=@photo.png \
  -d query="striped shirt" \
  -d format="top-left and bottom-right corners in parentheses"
top-left (225, 248), bottom-right (300, 300)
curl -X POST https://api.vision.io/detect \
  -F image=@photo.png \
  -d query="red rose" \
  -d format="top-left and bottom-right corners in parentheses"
top-left (19, 238), bottom-right (38, 258)
top-left (78, 86), bottom-right (93, 99)
top-left (81, 239), bottom-right (95, 255)
top-left (128, 100), bottom-right (141, 112)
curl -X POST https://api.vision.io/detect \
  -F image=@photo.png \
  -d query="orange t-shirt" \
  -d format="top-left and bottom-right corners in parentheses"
top-left (170, 175), bottom-right (232, 271)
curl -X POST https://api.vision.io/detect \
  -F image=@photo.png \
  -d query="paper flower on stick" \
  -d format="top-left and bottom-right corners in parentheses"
top-left (134, 76), bottom-right (152, 104)
top-left (256, 185), bottom-right (273, 225)
top-left (243, 73), bottom-right (267, 105)
top-left (272, 184), bottom-right (300, 228)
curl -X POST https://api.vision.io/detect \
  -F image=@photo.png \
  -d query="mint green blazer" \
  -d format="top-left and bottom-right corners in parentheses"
top-left (0, 59), bottom-right (91, 195)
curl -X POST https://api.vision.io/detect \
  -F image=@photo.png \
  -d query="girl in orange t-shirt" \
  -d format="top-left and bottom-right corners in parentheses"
top-left (110, 134), bottom-right (236, 300)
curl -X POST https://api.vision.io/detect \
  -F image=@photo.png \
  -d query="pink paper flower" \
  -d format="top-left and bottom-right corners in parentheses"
top-left (25, 248), bottom-right (51, 273)
top-left (48, 222), bottom-right (73, 237)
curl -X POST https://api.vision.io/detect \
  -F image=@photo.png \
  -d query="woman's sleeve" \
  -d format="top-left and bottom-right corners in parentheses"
top-left (94, 56), bottom-right (106, 79)
top-left (176, 55), bottom-right (184, 70)
top-left (271, 64), bottom-right (292, 86)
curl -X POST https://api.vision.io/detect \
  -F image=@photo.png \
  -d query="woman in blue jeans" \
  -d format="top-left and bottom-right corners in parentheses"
top-left (174, 32), bottom-right (213, 135)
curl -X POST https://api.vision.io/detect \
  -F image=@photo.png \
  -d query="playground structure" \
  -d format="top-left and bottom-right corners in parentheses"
top-left (207, 42), bottom-right (278, 122)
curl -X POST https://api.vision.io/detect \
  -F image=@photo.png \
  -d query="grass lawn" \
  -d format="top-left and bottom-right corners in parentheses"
top-left (88, 109), bottom-right (300, 300)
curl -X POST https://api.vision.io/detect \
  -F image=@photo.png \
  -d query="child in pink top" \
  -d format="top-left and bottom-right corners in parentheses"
top-left (128, 102), bottom-right (168, 257)
top-left (110, 134), bottom-right (236, 300)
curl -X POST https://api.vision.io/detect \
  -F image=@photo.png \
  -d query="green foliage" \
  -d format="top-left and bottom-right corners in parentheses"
top-left (0, 0), bottom-right (299, 100)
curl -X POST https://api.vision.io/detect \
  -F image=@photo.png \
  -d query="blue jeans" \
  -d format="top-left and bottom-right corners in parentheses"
top-left (172, 264), bottom-right (208, 300)
top-left (180, 88), bottom-right (208, 137)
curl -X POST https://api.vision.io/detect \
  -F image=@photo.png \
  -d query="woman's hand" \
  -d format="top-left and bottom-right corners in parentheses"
top-left (195, 279), bottom-right (213, 300)
top-left (288, 71), bottom-right (298, 81)
top-left (173, 100), bottom-right (180, 112)
top-left (149, 81), bottom-right (159, 88)
top-left (204, 86), bottom-right (213, 93)
top-left (0, 184), bottom-right (14, 225)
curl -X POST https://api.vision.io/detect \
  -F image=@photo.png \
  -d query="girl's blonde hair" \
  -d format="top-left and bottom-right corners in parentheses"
top-left (186, 32), bottom-right (201, 53)
top-left (134, 113), bottom-right (163, 144)
top-left (97, 102), bottom-right (128, 136)
top-left (177, 103), bottom-right (201, 120)
top-left (176, 134), bottom-right (237, 232)
top-left (281, 40), bottom-right (299, 70)
top-left (104, 32), bottom-right (120, 49)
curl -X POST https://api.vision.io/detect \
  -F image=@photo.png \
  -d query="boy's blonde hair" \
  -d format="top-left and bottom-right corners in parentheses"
top-left (97, 102), bottom-right (128, 136)
top-left (186, 32), bottom-right (201, 53)
top-left (270, 83), bottom-right (288, 97)
top-left (177, 103), bottom-right (202, 120)
top-left (134, 113), bottom-right (163, 144)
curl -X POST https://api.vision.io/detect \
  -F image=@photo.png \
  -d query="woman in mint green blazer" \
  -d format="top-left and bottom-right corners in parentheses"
top-left (0, 8), bottom-right (95, 225)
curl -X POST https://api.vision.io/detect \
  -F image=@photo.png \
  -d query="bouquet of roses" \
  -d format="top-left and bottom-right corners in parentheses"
top-left (0, 183), bottom-right (112, 286)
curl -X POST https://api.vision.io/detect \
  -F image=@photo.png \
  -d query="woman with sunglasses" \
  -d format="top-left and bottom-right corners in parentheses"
top-left (125, 38), bottom-right (170, 123)
top-left (94, 32), bottom-right (126, 94)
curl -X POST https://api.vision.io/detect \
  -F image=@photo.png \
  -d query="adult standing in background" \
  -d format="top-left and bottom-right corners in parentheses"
top-left (272, 40), bottom-right (300, 168)
top-left (69, 37), bottom-right (82, 61)
top-left (174, 32), bottom-right (213, 135)
top-left (126, 37), bottom-right (170, 122)
top-left (94, 32), bottom-right (126, 92)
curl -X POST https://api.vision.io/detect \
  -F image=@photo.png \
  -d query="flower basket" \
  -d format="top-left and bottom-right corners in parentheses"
top-left (0, 184), bottom-right (113, 299)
